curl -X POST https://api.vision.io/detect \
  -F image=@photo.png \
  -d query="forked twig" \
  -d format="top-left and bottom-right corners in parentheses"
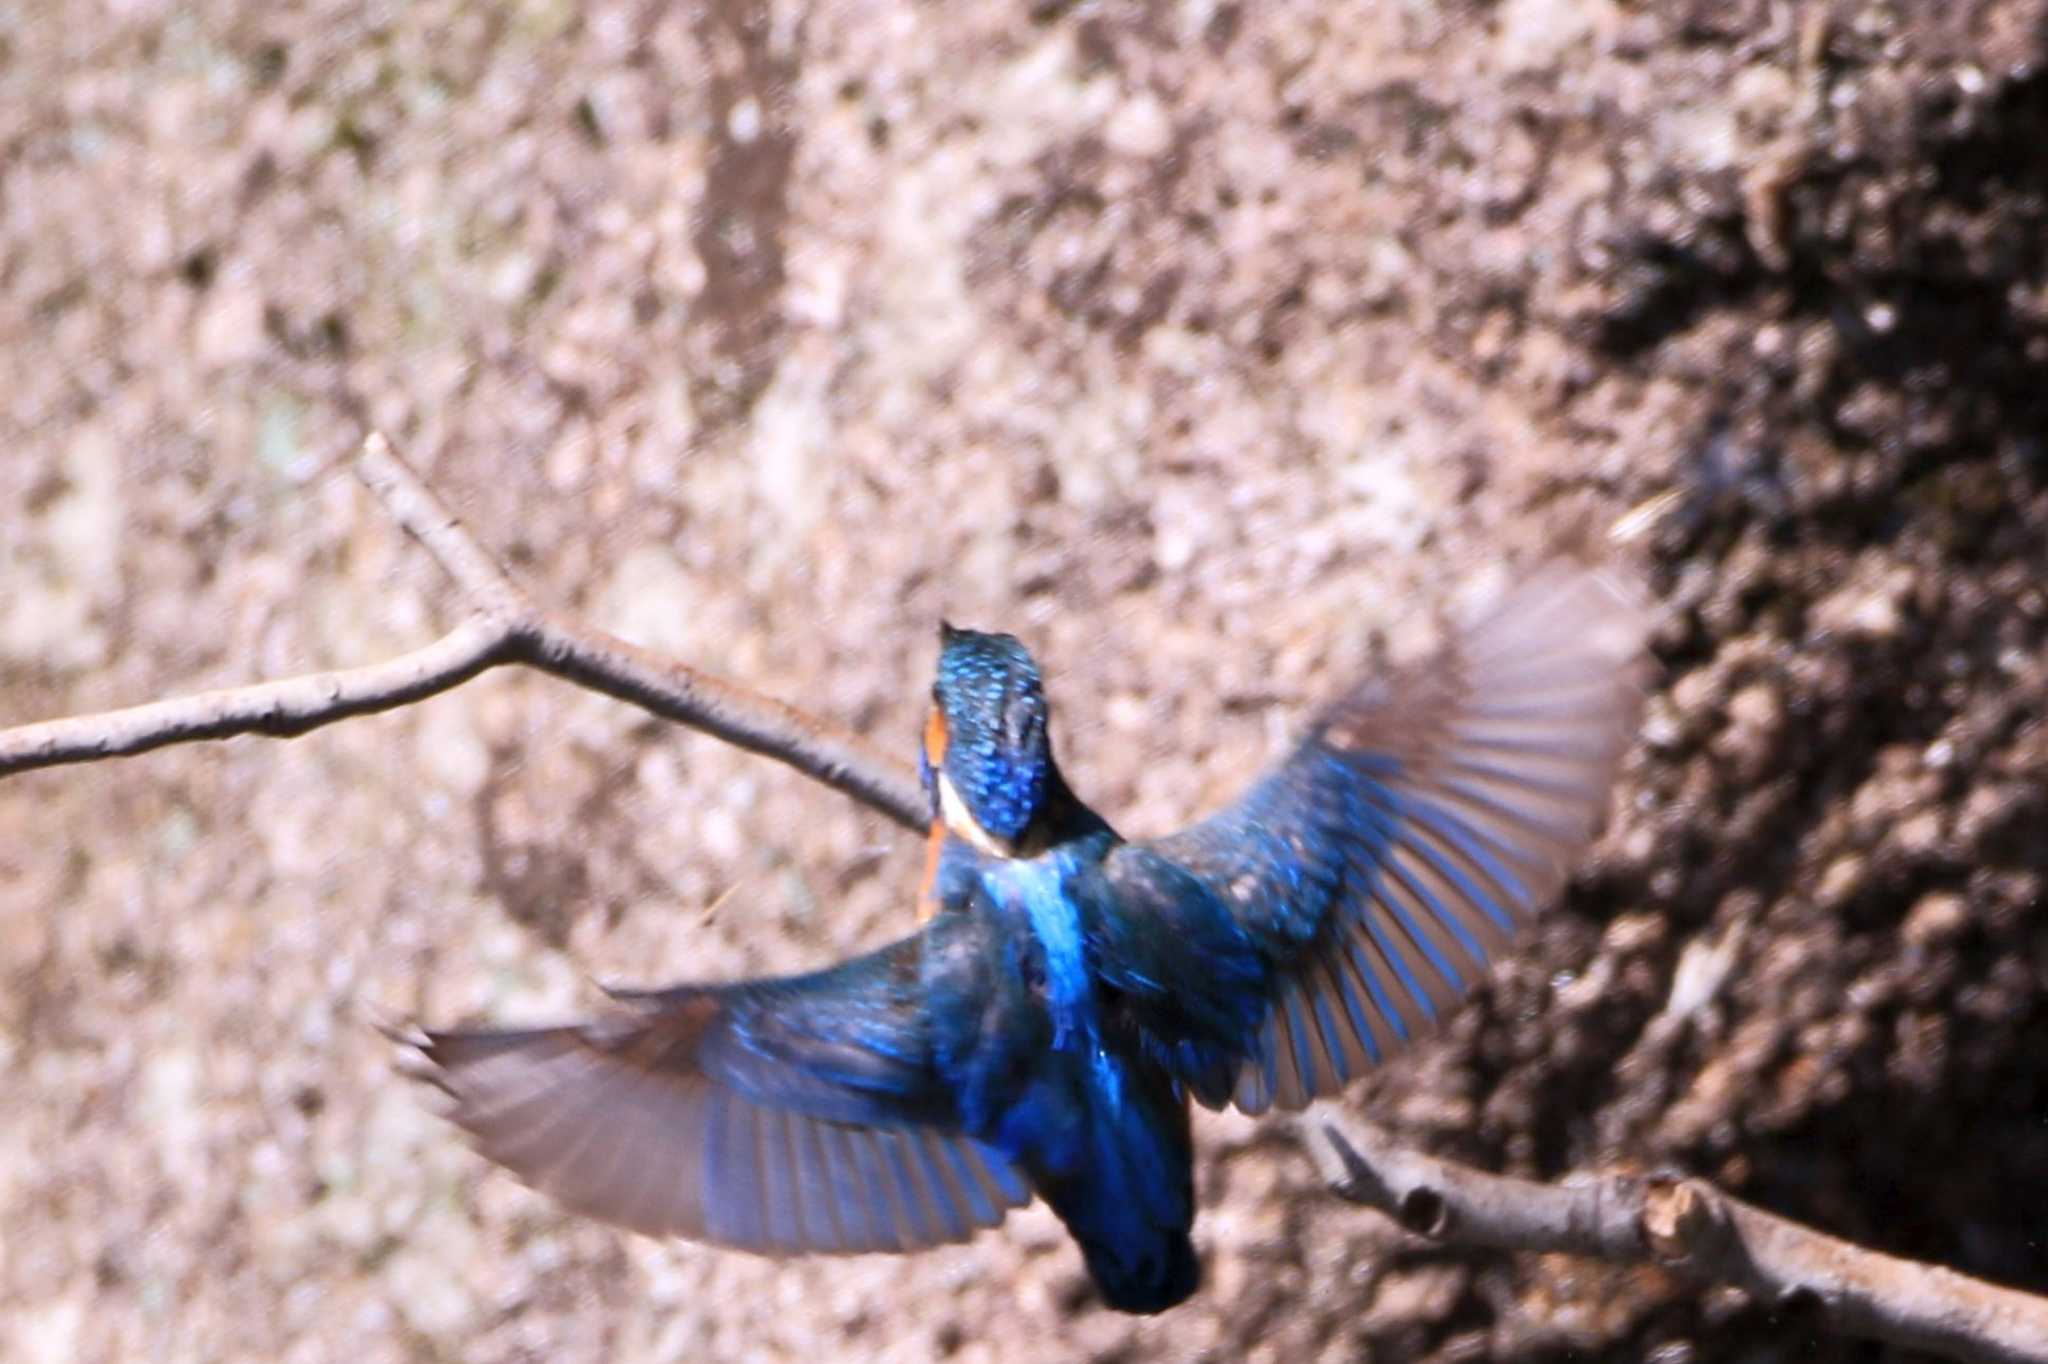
top-left (0, 435), bottom-right (927, 830)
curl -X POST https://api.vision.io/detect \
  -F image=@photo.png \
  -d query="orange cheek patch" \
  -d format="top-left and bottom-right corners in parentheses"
top-left (918, 708), bottom-right (952, 923)
top-left (915, 821), bottom-right (946, 924)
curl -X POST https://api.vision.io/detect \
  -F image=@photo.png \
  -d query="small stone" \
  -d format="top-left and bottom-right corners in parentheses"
top-left (1812, 561), bottom-right (1916, 640)
top-left (1360, 1264), bottom-right (1467, 1329)
top-left (1891, 811), bottom-right (1944, 857)
top-left (195, 274), bottom-right (267, 367)
top-left (415, 698), bottom-right (490, 797)
top-left (1713, 682), bottom-right (1783, 780)
top-left (1671, 668), bottom-right (1726, 720)
top-left (1104, 93), bottom-right (1172, 158)
top-left (1902, 892), bottom-right (1968, 946)
top-left (1814, 855), bottom-right (1865, 911)
top-left (600, 545), bottom-right (698, 656)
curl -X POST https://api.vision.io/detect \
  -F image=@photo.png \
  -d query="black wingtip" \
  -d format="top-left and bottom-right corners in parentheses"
top-left (369, 1018), bottom-right (411, 1047)
top-left (367, 1011), bottom-right (462, 1097)
top-left (364, 1003), bottom-right (427, 1050)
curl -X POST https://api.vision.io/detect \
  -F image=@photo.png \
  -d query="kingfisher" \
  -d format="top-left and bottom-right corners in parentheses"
top-left (407, 562), bottom-right (1648, 1314)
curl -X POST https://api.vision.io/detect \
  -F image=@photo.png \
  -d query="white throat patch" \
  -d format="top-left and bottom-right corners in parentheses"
top-left (937, 771), bottom-right (1016, 858)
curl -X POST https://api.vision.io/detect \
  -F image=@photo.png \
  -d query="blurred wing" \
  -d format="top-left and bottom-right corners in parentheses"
top-left (1142, 561), bottom-right (1650, 1114)
top-left (411, 932), bottom-right (1030, 1255)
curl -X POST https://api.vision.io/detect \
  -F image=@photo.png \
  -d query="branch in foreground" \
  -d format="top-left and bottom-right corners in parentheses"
top-left (1307, 1115), bottom-right (2048, 1364)
top-left (0, 435), bottom-right (928, 831)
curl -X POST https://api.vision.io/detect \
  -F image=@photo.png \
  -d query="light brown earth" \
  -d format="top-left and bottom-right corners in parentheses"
top-left (3, 2), bottom-right (2046, 1361)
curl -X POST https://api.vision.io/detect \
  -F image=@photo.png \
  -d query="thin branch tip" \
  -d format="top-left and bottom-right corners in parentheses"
top-left (351, 432), bottom-right (528, 622)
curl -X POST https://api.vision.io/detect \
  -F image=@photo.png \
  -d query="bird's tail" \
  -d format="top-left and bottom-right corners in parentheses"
top-left (1029, 1052), bottom-right (1202, 1315)
top-left (1067, 1218), bottom-right (1200, 1315)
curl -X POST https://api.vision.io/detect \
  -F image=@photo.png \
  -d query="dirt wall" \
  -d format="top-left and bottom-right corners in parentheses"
top-left (3, 2), bottom-right (2045, 1361)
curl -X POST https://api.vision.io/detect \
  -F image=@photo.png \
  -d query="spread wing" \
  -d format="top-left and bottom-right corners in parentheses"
top-left (1136, 560), bottom-right (1650, 1114)
top-left (407, 927), bottom-right (1030, 1255)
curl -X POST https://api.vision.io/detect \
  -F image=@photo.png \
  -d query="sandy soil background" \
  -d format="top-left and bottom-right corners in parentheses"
top-left (4, 1), bottom-right (2047, 1360)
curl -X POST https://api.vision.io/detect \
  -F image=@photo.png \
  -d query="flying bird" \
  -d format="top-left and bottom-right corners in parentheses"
top-left (405, 561), bottom-right (1648, 1314)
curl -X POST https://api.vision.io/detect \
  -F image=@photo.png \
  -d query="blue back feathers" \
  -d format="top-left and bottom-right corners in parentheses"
top-left (968, 847), bottom-right (1201, 1314)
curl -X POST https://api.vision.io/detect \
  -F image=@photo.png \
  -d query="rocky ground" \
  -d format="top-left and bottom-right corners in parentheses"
top-left (3, 1), bottom-right (2046, 1360)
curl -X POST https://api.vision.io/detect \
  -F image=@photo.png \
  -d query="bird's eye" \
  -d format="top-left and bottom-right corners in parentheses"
top-left (1002, 692), bottom-right (1040, 747)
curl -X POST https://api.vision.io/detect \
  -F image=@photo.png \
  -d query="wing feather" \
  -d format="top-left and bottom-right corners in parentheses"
top-left (410, 931), bottom-right (1030, 1255)
top-left (1142, 561), bottom-right (1649, 1113)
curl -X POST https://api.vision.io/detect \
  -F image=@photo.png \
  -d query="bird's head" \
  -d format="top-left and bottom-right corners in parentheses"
top-left (920, 624), bottom-right (1055, 857)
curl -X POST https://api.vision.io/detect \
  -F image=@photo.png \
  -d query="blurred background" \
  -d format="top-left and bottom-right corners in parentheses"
top-left (3, 2), bottom-right (2047, 1360)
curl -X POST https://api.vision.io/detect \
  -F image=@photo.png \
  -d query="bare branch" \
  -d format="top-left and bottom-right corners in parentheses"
top-left (0, 618), bottom-right (511, 771)
top-left (513, 614), bottom-right (926, 831)
top-left (1308, 1115), bottom-right (2048, 1364)
top-left (0, 435), bottom-right (929, 831)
